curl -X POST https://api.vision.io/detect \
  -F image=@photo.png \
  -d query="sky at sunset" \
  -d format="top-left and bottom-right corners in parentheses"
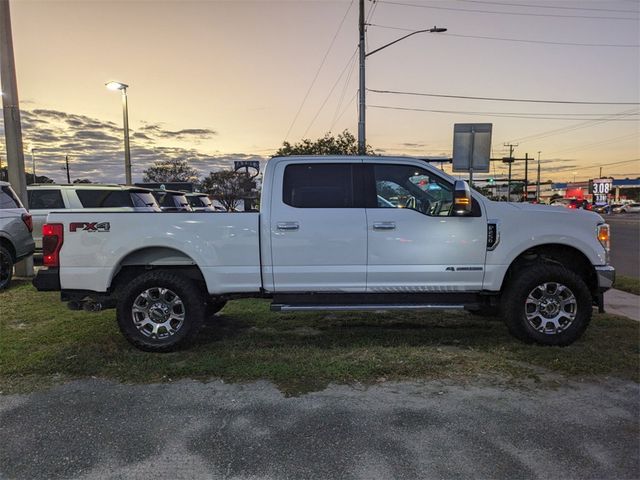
top-left (2, 0), bottom-right (639, 184)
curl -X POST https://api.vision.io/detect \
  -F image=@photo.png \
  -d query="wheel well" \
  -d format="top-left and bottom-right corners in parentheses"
top-left (110, 247), bottom-right (207, 296)
top-left (0, 237), bottom-right (16, 262)
top-left (503, 244), bottom-right (597, 294)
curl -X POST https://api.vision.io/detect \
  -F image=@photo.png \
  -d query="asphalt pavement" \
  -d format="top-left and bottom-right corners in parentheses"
top-left (0, 378), bottom-right (638, 480)
top-left (605, 214), bottom-right (639, 278)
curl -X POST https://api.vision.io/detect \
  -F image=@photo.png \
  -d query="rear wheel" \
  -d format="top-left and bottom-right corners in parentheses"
top-left (0, 246), bottom-right (14, 290)
top-left (116, 271), bottom-right (205, 352)
top-left (502, 264), bottom-right (592, 346)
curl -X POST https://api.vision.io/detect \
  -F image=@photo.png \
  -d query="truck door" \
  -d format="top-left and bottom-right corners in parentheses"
top-left (364, 161), bottom-right (487, 292)
top-left (269, 160), bottom-right (367, 292)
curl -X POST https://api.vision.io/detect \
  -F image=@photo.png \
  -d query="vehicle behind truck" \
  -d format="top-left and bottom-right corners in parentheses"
top-left (34, 156), bottom-right (614, 351)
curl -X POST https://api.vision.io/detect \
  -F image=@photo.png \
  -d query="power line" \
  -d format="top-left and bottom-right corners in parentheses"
top-left (368, 88), bottom-right (640, 105)
top-left (283, 0), bottom-right (354, 142)
top-left (380, 0), bottom-right (638, 20)
top-left (368, 105), bottom-right (640, 120)
top-left (506, 108), bottom-right (639, 143)
top-left (546, 133), bottom-right (639, 156)
top-left (302, 49), bottom-right (358, 137)
top-left (331, 92), bottom-right (358, 132)
top-left (369, 24), bottom-right (640, 48)
top-left (457, 0), bottom-right (640, 14)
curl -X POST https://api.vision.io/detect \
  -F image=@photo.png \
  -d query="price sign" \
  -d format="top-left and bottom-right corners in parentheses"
top-left (591, 178), bottom-right (613, 205)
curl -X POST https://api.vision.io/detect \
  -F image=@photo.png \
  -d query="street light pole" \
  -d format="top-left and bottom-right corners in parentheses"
top-left (357, 0), bottom-right (446, 155)
top-left (106, 81), bottom-right (132, 184)
top-left (536, 151), bottom-right (541, 202)
top-left (30, 147), bottom-right (35, 181)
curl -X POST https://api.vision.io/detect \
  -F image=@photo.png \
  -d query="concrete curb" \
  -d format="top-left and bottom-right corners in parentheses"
top-left (605, 288), bottom-right (640, 322)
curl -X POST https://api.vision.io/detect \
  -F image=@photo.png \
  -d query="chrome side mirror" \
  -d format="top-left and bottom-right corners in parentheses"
top-left (452, 180), bottom-right (472, 216)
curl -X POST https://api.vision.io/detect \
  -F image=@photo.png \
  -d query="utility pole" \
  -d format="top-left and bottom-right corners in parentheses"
top-left (536, 151), bottom-right (541, 202)
top-left (358, 0), bottom-right (366, 155)
top-left (30, 148), bottom-right (35, 182)
top-left (0, 0), bottom-right (32, 276)
top-left (524, 152), bottom-right (529, 202)
top-left (599, 166), bottom-right (603, 178)
top-left (503, 143), bottom-right (517, 201)
top-left (64, 155), bottom-right (71, 183)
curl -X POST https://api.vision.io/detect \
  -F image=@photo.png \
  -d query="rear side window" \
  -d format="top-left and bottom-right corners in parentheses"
top-left (188, 196), bottom-right (211, 207)
top-left (283, 163), bottom-right (357, 208)
top-left (130, 191), bottom-right (157, 208)
top-left (28, 189), bottom-right (64, 209)
top-left (0, 185), bottom-right (22, 209)
top-left (76, 190), bottom-right (133, 208)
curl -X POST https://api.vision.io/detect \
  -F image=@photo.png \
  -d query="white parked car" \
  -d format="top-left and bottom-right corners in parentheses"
top-left (27, 184), bottom-right (160, 252)
top-left (617, 203), bottom-right (640, 214)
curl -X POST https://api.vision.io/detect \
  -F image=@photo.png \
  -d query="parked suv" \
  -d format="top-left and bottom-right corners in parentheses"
top-left (27, 184), bottom-right (160, 252)
top-left (150, 189), bottom-right (193, 212)
top-left (185, 193), bottom-right (216, 212)
top-left (0, 181), bottom-right (35, 289)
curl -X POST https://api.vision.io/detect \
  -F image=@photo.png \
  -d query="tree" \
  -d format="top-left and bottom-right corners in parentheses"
top-left (1, 168), bottom-right (54, 185)
top-left (275, 130), bottom-right (374, 156)
top-left (201, 170), bottom-right (254, 211)
top-left (142, 158), bottom-right (200, 183)
top-left (73, 178), bottom-right (92, 184)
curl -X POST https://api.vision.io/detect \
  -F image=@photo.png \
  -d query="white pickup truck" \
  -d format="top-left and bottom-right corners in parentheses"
top-left (34, 155), bottom-right (615, 351)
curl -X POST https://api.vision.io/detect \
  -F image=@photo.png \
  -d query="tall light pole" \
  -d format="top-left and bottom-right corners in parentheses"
top-left (30, 147), bottom-right (35, 181)
top-left (536, 151), bottom-right (541, 202)
top-left (106, 81), bottom-right (132, 184)
top-left (358, 0), bottom-right (446, 155)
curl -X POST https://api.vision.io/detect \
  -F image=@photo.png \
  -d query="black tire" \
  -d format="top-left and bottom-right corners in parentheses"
top-left (0, 246), bottom-right (14, 291)
top-left (502, 264), bottom-right (592, 346)
top-left (116, 270), bottom-right (206, 352)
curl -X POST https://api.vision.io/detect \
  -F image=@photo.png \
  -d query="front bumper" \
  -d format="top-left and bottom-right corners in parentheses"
top-left (595, 265), bottom-right (615, 291)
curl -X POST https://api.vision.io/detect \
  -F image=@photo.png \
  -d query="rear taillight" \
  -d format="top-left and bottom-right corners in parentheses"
top-left (42, 223), bottom-right (64, 267)
top-left (21, 213), bottom-right (33, 232)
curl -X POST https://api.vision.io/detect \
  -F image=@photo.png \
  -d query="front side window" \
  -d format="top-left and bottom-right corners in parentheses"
top-left (283, 163), bottom-right (356, 208)
top-left (28, 189), bottom-right (64, 210)
top-left (373, 164), bottom-right (454, 216)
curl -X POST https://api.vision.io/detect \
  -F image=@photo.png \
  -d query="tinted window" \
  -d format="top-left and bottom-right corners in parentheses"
top-left (0, 185), bottom-right (22, 209)
top-left (130, 191), bottom-right (157, 208)
top-left (76, 190), bottom-right (133, 208)
top-left (188, 195), bottom-right (211, 207)
top-left (283, 163), bottom-right (356, 208)
top-left (28, 189), bottom-right (65, 209)
top-left (372, 164), bottom-right (454, 216)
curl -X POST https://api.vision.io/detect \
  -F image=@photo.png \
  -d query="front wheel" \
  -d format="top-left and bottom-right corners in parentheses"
top-left (116, 271), bottom-right (206, 352)
top-left (0, 246), bottom-right (14, 290)
top-left (502, 264), bottom-right (592, 346)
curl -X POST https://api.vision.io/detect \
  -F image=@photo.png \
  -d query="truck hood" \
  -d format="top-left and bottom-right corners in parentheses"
top-left (482, 200), bottom-right (604, 225)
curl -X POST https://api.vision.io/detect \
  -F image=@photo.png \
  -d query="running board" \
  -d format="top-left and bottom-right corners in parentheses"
top-left (271, 303), bottom-right (469, 312)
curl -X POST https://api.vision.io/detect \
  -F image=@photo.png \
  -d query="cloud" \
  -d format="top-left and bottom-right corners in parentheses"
top-left (7, 107), bottom-right (264, 183)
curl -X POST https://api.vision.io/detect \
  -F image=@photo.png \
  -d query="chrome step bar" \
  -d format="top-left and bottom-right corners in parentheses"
top-left (271, 303), bottom-right (467, 312)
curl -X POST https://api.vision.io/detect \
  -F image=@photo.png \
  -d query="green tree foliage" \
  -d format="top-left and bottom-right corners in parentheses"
top-left (0, 168), bottom-right (54, 185)
top-left (73, 178), bottom-right (92, 184)
top-left (201, 170), bottom-right (254, 212)
top-left (142, 158), bottom-right (200, 183)
top-left (275, 130), bottom-right (374, 156)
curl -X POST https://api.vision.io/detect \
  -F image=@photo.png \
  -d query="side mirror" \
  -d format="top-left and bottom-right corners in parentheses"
top-left (452, 180), bottom-right (472, 216)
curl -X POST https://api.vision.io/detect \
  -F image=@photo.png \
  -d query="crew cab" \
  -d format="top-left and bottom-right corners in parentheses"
top-left (33, 156), bottom-right (615, 351)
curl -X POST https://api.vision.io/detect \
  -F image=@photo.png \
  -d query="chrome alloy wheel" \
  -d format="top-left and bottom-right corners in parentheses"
top-left (525, 282), bottom-right (577, 335)
top-left (131, 287), bottom-right (185, 339)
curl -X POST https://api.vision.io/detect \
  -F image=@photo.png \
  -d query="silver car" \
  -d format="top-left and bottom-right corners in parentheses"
top-left (0, 181), bottom-right (35, 289)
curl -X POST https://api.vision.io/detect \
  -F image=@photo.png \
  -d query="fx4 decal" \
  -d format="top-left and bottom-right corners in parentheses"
top-left (69, 222), bottom-right (111, 233)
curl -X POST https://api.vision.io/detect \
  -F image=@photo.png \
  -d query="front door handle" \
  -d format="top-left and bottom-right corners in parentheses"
top-left (373, 222), bottom-right (396, 230)
top-left (277, 222), bottom-right (299, 231)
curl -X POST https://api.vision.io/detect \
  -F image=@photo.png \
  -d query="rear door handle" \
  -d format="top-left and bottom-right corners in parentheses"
top-left (277, 222), bottom-right (299, 231)
top-left (373, 222), bottom-right (396, 230)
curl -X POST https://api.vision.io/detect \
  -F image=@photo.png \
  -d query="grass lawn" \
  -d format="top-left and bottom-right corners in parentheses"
top-left (1, 281), bottom-right (638, 395)
top-left (614, 275), bottom-right (640, 296)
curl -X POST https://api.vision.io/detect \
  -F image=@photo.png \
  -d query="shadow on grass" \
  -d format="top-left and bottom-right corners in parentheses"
top-left (1, 288), bottom-right (638, 395)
